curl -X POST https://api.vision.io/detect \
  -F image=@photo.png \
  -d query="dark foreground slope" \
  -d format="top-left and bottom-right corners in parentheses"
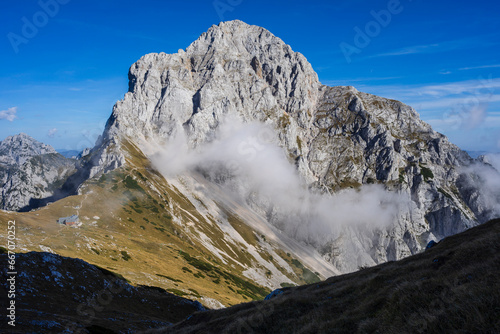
top-left (164, 219), bottom-right (500, 334)
top-left (0, 251), bottom-right (204, 333)
top-left (1, 220), bottom-right (498, 333)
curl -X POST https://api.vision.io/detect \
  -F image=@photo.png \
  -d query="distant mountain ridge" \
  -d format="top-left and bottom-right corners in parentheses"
top-left (0, 133), bottom-right (56, 166)
top-left (56, 149), bottom-right (81, 159)
top-left (0, 134), bottom-right (76, 211)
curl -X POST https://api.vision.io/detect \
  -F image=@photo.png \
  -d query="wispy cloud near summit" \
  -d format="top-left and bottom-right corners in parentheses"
top-left (47, 128), bottom-right (58, 138)
top-left (459, 64), bottom-right (500, 71)
top-left (370, 36), bottom-right (499, 59)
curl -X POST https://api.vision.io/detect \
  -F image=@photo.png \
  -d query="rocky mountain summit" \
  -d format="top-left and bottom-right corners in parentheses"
top-left (47, 21), bottom-right (500, 273)
top-left (0, 134), bottom-right (76, 211)
top-left (0, 133), bottom-right (56, 166)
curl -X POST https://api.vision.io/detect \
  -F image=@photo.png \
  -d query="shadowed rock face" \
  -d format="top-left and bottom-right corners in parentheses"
top-left (52, 20), bottom-right (500, 273)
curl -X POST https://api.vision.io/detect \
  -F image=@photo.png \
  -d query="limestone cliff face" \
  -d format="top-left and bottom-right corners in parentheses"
top-left (0, 133), bottom-right (56, 166)
top-left (0, 134), bottom-right (76, 211)
top-left (84, 20), bottom-right (499, 273)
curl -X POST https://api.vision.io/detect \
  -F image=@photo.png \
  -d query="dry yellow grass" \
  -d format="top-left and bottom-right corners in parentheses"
top-left (0, 139), bottom-right (316, 308)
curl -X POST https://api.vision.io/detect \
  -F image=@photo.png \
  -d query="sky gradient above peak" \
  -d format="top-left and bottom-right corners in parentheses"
top-left (1, 0), bottom-right (499, 153)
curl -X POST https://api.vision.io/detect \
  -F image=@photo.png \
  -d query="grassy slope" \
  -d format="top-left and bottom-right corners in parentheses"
top-left (165, 218), bottom-right (500, 334)
top-left (0, 140), bottom-right (319, 307)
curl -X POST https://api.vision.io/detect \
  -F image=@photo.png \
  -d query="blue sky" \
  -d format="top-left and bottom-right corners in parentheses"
top-left (1, 0), bottom-right (499, 153)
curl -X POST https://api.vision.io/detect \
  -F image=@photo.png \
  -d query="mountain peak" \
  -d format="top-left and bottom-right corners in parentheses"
top-left (0, 133), bottom-right (56, 166)
top-left (105, 20), bottom-right (321, 160)
top-left (186, 20), bottom-right (303, 63)
top-left (54, 21), bottom-right (500, 275)
top-left (5, 132), bottom-right (38, 143)
top-left (213, 19), bottom-right (253, 31)
top-left (205, 20), bottom-right (273, 41)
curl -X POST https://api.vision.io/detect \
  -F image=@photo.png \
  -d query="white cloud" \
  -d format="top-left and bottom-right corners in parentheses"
top-left (369, 36), bottom-right (497, 59)
top-left (365, 77), bottom-right (500, 101)
top-left (485, 116), bottom-right (500, 127)
top-left (485, 154), bottom-right (500, 171)
top-left (0, 107), bottom-right (17, 121)
top-left (416, 95), bottom-right (500, 111)
top-left (461, 159), bottom-right (500, 218)
top-left (464, 104), bottom-right (488, 129)
top-left (151, 117), bottom-right (409, 247)
top-left (371, 43), bottom-right (440, 58)
top-left (47, 128), bottom-right (58, 138)
top-left (416, 79), bottom-right (500, 97)
top-left (459, 64), bottom-right (500, 71)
